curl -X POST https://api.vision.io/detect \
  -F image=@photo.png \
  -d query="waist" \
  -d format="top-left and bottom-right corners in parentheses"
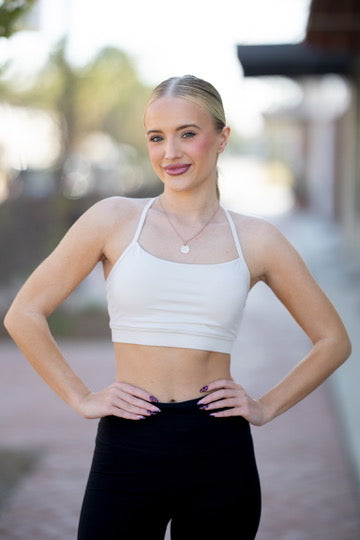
top-left (96, 398), bottom-right (250, 455)
top-left (113, 342), bottom-right (231, 402)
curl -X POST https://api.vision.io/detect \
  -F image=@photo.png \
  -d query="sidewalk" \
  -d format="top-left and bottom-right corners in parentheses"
top-left (0, 209), bottom-right (359, 539)
top-left (273, 209), bottom-right (360, 493)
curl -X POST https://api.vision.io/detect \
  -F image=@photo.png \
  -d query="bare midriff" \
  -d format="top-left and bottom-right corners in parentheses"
top-left (113, 342), bottom-right (231, 402)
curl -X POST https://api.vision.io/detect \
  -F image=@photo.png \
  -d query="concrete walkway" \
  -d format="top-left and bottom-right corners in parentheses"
top-left (0, 209), bottom-right (359, 539)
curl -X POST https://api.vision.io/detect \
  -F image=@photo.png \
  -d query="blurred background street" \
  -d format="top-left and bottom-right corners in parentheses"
top-left (1, 0), bottom-right (360, 538)
top-left (1, 207), bottom-right (360, 538)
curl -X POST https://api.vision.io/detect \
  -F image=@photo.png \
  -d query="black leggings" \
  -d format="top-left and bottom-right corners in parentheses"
top-left (78, 398), bottom-right (261, 539)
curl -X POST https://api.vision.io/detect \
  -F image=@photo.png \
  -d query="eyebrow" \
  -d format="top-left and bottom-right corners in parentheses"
top-left (146, 124), bottom-right (201, 135)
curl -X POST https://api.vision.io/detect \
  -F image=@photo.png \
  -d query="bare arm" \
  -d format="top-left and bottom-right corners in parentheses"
top-left (257, 223), bottom-right (351, 422)
top-left (198, 220), bottom-right (351, 425)
top-left (4, 198), bottom-right (160, 419)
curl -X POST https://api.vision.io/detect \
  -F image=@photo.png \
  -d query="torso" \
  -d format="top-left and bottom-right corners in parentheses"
top-left (101, 196), bottom-right (265, 402)
top-left (113, 342), bottom-right (230, 402)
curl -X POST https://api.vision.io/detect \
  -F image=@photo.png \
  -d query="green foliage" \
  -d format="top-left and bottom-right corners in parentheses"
top-left (0, 20), bottom-right (160, 300)
top-left (0, 39), bottom-right (151, 155)
top-left (76, 47), bottom-right (149, 146)
top-left (0, 0), bottom-right (37, 38)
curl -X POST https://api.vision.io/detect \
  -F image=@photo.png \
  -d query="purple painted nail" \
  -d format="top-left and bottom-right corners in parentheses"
top-left (149, 396), bottom-right (159, 403)
top-left (199, 405), bottom-right (208, 410)
top-left (199, 385), bottom-right (208, 392)
top-left (147, 410), bottom-right (159, 415)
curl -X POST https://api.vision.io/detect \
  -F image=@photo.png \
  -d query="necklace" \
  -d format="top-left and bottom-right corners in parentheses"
top-left (158, 197), bottom-right (220, 254)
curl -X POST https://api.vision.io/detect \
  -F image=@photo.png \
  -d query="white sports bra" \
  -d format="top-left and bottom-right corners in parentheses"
top-left (106, 197), bottom-right (250, 354)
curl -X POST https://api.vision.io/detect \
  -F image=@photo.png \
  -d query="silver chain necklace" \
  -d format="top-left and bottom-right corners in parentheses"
top-left (158, 197), bottom-right (220, 254)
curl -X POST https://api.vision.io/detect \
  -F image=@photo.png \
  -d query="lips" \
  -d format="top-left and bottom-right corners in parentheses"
top-left (164, 164), bottom-right (191, 176)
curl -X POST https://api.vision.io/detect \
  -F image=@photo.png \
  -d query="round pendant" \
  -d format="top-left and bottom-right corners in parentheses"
top-left (180, 244), bottom-right (190, 254)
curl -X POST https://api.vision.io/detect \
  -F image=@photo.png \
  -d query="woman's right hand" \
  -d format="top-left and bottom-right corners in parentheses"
top-left (76, 382), bottom-right (161, 420)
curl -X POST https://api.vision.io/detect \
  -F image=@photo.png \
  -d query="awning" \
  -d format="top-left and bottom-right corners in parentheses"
top-left (236, 42), bottom-right (356, 77)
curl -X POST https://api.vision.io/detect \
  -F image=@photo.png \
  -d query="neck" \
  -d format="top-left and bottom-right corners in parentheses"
top-left (159, 187), bottom-right (220, 220)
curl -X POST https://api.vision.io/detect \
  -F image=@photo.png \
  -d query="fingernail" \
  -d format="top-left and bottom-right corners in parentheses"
top-left (199, 385), bottom-right (208, 392)
top-left (147, 409), bottom-right (160, 415)
top-left (199, 405), bottom-right (208, 410)
top-left (149, 396), bottom-right (159, 403)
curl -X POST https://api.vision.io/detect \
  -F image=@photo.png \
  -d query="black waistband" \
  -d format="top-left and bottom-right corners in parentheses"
top-left (156, 397), bottom-right (200, 411)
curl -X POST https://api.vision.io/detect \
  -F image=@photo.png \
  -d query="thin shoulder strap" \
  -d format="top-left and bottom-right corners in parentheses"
top-left (223, 207), bottom-right (243, 259)
top-left (133, 197), bottom-right (157, 242)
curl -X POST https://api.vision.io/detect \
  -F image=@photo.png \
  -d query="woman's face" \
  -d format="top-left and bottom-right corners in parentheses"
top-left (144, 96), bottom-right (229, 194)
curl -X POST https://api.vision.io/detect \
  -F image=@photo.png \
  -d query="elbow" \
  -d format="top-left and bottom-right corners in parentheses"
top-left (3, 306), bottom-right (18, 338)
top-left (342, 334), bottom-right (352, 362)
top-left (4, 302), bottom-right (32, 339)
top-left (4, 308), bottom-right (12, 332)
top-left (316, 328), bottom-right (352, 370)
top-left (4, 301), bottom-right (47, 340)
top-left (333, 329), bottom-right (352, 366)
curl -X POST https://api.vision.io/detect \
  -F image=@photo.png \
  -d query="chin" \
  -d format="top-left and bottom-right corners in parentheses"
top-left (164, 177), bottom-right (193, 191)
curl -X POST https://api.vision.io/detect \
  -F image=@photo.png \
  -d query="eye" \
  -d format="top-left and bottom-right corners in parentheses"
top-left (182, 131), bottom-right (196, 139)
top-left (149, 135), bottom-right (163, 143)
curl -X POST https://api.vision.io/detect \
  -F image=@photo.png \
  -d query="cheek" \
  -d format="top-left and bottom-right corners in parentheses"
top-left (147, 145), bottom-right (161, 166)
top-left (192, 136), bottom-right (216, 158)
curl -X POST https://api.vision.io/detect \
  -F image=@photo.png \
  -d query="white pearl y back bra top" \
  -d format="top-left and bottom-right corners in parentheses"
top-left (106, 197), bottom-right (250, 354)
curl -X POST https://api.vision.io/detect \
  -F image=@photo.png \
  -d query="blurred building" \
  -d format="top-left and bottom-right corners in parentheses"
top-left (237, 0), bottom-right (360, 492)
top-left (237, 0), bottom-right (360, 256)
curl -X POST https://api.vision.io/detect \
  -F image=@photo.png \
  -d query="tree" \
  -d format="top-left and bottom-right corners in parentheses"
top-left (0, 0), bottom-right (37, 38)
top-left (0, 39), bottom-right (153, 193)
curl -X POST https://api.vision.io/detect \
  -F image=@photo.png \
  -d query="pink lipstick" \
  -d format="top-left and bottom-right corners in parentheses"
top-left (164, 164), bottom-right (191, 176)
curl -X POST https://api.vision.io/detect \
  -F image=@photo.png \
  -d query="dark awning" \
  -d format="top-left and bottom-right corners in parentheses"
top-left (306, 0), bottom-right (360, 52)
top-left (236, 42), bottom-right (356, 77)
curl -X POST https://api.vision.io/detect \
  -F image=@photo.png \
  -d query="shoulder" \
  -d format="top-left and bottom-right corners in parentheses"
top-left (229, 210), bottom-right (285, 249)
top-left (57, 197), bottom-right (153, 255)
top-left (227, 210), bottom-right (299, 283)
top-left (76, 196), bottom-right (152, 231)
top-left (83, 196), bottom-right (150, 220)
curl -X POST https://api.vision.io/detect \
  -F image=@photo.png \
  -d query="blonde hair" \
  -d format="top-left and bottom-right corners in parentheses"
top-left (147, 75), bottom-right (226, 133)
top-left (146, 75), bottom-right (227, 198)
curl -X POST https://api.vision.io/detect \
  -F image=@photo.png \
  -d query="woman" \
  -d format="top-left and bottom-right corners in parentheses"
top-left (4, 75), bottom-right (351, 539)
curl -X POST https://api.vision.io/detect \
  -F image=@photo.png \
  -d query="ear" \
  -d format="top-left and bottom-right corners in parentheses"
top-left (217, 126), bottom-right (231, 154)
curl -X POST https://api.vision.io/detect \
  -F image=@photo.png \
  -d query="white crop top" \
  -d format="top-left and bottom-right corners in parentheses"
top-left (106, 198), bottom-right (250, 354)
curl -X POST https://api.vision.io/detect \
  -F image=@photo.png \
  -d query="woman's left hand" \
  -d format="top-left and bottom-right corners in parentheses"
top-left (197, 378), bottom-right (267, 426)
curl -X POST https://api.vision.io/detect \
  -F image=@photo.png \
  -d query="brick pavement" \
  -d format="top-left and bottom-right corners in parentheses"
top-left (1, 213), bottom-right (360, 539)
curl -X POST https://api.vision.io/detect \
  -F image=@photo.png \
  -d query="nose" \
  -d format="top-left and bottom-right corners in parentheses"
top-left (164, 137), bottom-right (182, 160)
